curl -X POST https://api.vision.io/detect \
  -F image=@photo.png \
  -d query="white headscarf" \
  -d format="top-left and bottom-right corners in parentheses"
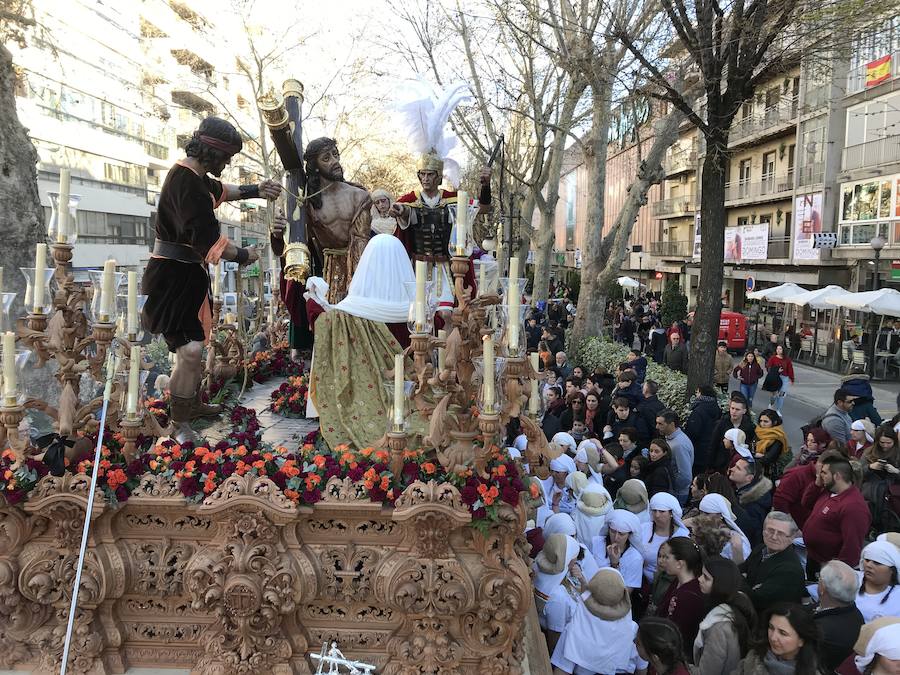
top-left (543, 512), bottom-right (577, 538)
top-left (533, 534), bottom-right (580, 597)
top-left (550, 454), bottom-right (577, 474)
top-left (855, 622), bottom-right (900, 670)
top-left (514, 434), bottom-right (528, 453)
top-left (333, 234), bottom-right (415, 322)
top-left (699, 493), bottom-right (751, 560)
top-left (552, 432), bottom-right (577, 455)
top-left (861, 540), bottom-right (900, 573)
top-left (574, 484), bottom-right (613, 547)
top-left (303, 276), bottom-right (331, 310)
top-left (648, 492), bottom-right (685, 530)
top-left (724, 428), bottom-right (752, 461)
top-left (606, 509), bottom-right (643, 552)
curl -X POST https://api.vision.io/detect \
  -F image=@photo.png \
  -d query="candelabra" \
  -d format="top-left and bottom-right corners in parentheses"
top-left (387, 254), bottom-right (538, 478)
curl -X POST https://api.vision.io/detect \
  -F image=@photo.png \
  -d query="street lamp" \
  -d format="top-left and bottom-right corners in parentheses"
top-left (868, 234), bottom-right (886, 377)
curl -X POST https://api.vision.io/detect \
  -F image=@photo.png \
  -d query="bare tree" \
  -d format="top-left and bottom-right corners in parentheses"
top-left (614, 0), bottom-right (874, 391)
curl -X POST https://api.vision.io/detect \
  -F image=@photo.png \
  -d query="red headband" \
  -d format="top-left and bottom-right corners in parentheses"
top-left (199, 134), bottom-right (241, 155)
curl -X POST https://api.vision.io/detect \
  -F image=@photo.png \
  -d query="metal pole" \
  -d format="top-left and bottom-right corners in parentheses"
top-left (60, 348), bottom-right (118, 675)
top-left (869, 247), bottom-right (881, 377)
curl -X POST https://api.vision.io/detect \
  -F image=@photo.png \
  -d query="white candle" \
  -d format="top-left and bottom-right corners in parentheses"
top-left (507, 256), bottom-right (521, 352)
top-left (127, 344), bottom-right (140, 415)
top-left (455, 191), bottom-right (468, 254)
top-left (2, 331), bottom-right (15, 405)
top-left (483, 334), bottom-right (495, 411)
top-left (127, 271), bottom-right (138, 336)
top-left (529, 352), bottom-right (540, 415)
top-left (224, 312), bottom-right (235, 325)
top-left (212, 262), bottom-right (222, 299)
top-left (101, 259), bottom-right (116, 321)
top-left (414, 260), bottom-right (426, 330)
top-left (478, 257), bottom-right (486, 296)
top-left (33, 243), bottom-right (47, 314)
top-left (0, 266), bottom-right (3, 295)
top-left (393, 353), bottom-right (404, 426)
top-left (437, 329), bottom-right (446, 372)
top-left (57, 168), bottom-right (71, 243)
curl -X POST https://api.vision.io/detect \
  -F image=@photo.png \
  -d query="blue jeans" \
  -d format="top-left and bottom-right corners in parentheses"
top-left (770, 375), bottom-right (790, 413)
top-left (740, 382), bottom-right (757, 407)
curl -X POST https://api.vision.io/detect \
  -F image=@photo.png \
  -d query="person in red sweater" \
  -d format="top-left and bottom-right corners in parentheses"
top-left (774, 448), bottom-right (846, 528)
top-left (801, 455), bottom-right (871, 573)
top-left (765, 344), bottom-right (795, 415)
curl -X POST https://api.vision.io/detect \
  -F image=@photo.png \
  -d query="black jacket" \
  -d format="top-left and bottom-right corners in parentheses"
top-left (735, 476), bottom-right (774, 547)
top-left (740, 544), bottom-right (806, 613)
top-left (814, 604), bottom-right (864, 673)
top-left (683, 396), bottom-right (722, 474)
top-left (541, 412), bottom-right (561, 441)
top-left (635, 395), bottom-right (665, 446)
top-left (641, 454), bottom-right (675, 497)
top-left (604, 410), bottom-right (639, 439)
top-left (709, 414), bottom-right (757, 473)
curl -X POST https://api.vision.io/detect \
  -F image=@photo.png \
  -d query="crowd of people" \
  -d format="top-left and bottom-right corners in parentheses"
top-left (519, 293), bottom-right (900, 675)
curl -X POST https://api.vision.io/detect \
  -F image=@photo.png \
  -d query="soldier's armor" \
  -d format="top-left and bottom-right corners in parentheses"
top-left (410, 205), bottom-right (453, 259)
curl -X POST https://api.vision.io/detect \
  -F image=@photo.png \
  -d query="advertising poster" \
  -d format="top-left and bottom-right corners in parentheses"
top-left (793, 192), bottom-right (823, 261)
top-left (725, 223), bottom-right (768, 261)
top-left (692, 212), bottom-right (702, 259)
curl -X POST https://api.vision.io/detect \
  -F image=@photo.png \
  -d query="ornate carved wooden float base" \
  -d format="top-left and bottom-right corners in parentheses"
top-left (0, 473), bottom-right (535, 674)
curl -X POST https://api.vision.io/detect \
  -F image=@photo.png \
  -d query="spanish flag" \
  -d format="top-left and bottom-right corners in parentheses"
top-left (866, 55), bottom-right (892, 87)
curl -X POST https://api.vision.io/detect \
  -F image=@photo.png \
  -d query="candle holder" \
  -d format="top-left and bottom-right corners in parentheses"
top-left (47, 190), bottom-right (81, 246)
top-left (403, 280), bottom-right (436, 336)
top-left (450, 256), bottom-right (472, 310)
top-left (89, 322), bottom-right (117, 379)
top-left (501, 355), bottom-right (528, 419)
top-left (472, 355), bottom-right (506, 416)
top-left (88, 269), bottom-right (126, 324)
top-left (20, 267), bottom-right (56, 319)
top-left (48, 242), bottom-right (76, 296)
top-left (499, 277), bottom-right (528, 357)
top-left (212, 297), bottom-right (223, 327)
top-left (116, 291), bottom-right (148, 342)
top-left (386, 428), bottom-right (409, 480)
top-left (0, 292), bottom-right (15, 333)
top-left (0, 402), bottom-right (27, 462)
top-left (475, 411), bottom-right (501, 477)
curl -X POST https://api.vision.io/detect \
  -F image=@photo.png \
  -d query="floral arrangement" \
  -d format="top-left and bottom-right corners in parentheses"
top-left (1, 404), bottom-right (536, 531)
top-left (246, 344), bottom-right (303, 383)
top-left (269, 376), bottom-right (308, 418)
top-left (1, 430), bottom-right (152, 505)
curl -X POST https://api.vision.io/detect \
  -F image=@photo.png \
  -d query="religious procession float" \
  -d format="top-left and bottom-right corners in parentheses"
top-left (0, 79), bottom-right (552, 674)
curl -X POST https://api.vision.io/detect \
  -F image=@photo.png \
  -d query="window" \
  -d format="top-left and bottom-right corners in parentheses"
top-left (846, 92), bottom-right (900, 147)
top-left (839, 221), bottom-right (889, 246)
top-left (850, 16), bottom-right (900, 71)
top-left (842, 179), bottom-right (893, 222)
top-left (69, 210), bottom-right (152, 245)
top-left (737, 216), bottom-right (749, 227)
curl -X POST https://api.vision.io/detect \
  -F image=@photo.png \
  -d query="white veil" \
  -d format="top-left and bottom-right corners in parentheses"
top-left (333, 234), bottom-right (415, 323)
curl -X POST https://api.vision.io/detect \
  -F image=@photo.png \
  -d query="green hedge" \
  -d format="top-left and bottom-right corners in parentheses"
top-left (572, 336), bottom-right (691, 419)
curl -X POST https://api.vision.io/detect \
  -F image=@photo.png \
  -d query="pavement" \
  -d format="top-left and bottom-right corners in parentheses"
top-left (738, 362), bottom-right (899, 450)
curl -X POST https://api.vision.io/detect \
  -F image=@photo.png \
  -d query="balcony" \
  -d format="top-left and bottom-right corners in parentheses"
top-left (797, 162), bottom-right (825, 188)
top-left (767, 236), bottom-right (791, 259)
top-left (663, 147), bottom-right (698, 176)
top-left (847, 51), bottom-right (900, 96)
top-left (652, 194), bottom-right (697, 218)
top-left (724, 171), bottom-right (794, 205)
top-left (649, 240), bottom-right (694, 258)
top-left (729, 96), bottom-right (799, 146)
top-left (841, 136), bottom-right (900, 172)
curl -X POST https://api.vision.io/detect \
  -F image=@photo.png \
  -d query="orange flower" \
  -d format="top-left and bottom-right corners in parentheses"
top-left (312, 455), bottom-right (326, 469)
top-left (236, 461), bottom-right (249, 476)
top-left (252, 460), bottom-right (265, 470)
top-left (360, 447), bottom-right (374, 457)
top-left (306, 473), bottom-right (321, 487)
top-left (99, 459), bottom-right (111, 470)
top-left (3, 469), bottom-right (12, 480)
top-left (284, 489), bottom-right (299, 501)
top-left (340, 451), bottom-right (355, 465)
top-left (529, 482), bottom-right (541, 499)
top-left (363, 467), bottom-right (378, 482)
top-left (402, 449), bottom-right (419, 460)
top-left (149, 459), bottom-right (159, 470)
top-left (2, 449), bottom-right (17, 460)
top-left (171, 446), bottom-right (183, 459)
top-left (194, 446), bottom-right (209, 459)
top-left (185, 460), bottom-right (196, 472)
top-left (379, 475), bottom-right (390, 490)
top-left (203, 479), bottom-right (216, 494)
top-left (422, 462), bottom-right (436, 475)
top-left (493, 464), bottom-right (507, 478)
top-left (374, 450), bottom-right (389, 464)
top-left (263, 452), bottom-right (274, 462)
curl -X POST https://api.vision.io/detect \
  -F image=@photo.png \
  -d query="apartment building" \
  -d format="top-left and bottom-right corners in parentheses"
top-left (11, 0), bottom-right (268, 285)
top-left (548, 99), bottom-right (664, 291)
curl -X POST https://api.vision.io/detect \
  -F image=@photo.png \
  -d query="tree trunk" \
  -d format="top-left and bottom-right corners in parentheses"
top-left (571, 107), bottom-right (687, 345)
top-left (0, 43), bottom-right (43, 307)
top-left (687, 130), bottom-right (729, 393)
top-left (530, 194), bottom-right (555, 304)
top-left (570, 79), bottom-right (613, 342)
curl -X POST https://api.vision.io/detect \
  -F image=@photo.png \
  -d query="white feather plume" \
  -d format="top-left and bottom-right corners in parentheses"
top-left (393, 78), bottom-right (472, 187)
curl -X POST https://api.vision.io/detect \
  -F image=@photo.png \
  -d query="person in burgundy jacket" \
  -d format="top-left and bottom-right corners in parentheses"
top-left (801, 455), bottom-right (871, 573)
top-left (773, 448), bottom-right (846, 529)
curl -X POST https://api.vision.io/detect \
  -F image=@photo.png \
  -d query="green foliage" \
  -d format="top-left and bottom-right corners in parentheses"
top-left (601, 276), bottom-right (624, 302)
top-left (146, 337), bottom-right (173, 375)
top-left (660, 279), bottom-right (688, 327)
top-left (572, 336), bottom-right (691, 418)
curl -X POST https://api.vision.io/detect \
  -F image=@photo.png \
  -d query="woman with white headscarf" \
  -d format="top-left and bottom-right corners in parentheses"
top-left (536, 454), bottom-right (578, 527)
top-left (699, 493), bottom-right (752, 564)
top-left (640, 492), bottom-right (690, 582)
top-left (533, 533), bottom-right (581, 652)
top-left (574, 439), bottom-right (617, 486)
top-left (724, 427), bottom-right (753, 463)
top-left (550, 568), bottom-right (639, 675)
top-left (590, 509), bottom-right (644, 590)
top-left (855, 539), bottom-right (900, 623)
top-left (573, 483), bottom-right (613, 549)
top-left (311, 234), bottom-right (415, 448)
top-left (544, 512), bottom-right (600, 582)
top-left (851, 618), bottom-right (900, 675)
